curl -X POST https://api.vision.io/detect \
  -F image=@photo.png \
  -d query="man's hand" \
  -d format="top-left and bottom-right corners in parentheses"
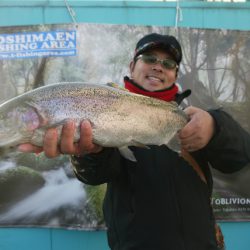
top-left (179, 106), bottom-right (215, 152)
top-left (18, 120), bottom-right (103, 158)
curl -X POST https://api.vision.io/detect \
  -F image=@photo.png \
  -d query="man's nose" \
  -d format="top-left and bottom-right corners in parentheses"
top-left (151, 61), bottom-right (164, 72)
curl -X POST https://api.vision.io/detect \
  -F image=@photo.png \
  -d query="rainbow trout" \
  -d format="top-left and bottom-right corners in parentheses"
top-left (0, 83), bottom-right (188, 161)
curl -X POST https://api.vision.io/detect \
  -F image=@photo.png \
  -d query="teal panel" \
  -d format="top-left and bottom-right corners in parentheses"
top-left (202, 8), bottom-right (250, 30)
top-left (48, 6), bottom-right (178, 26)
top-left (0, 1), bottom-right (249, 30)
top-left (178, 3), bottom-right (250, 30)
top-left (0, 228), bottom-right (109, 250)
top-left (0, 228), bottom-right (51, 250)
top-left (0, 7), bottom-right (45, 27)
top-left (0, 224), bottom-right (250, 250)
top-left (52, 229), bottom-right (109, 250)
top-left (220, 222), bottom-right (250, 250)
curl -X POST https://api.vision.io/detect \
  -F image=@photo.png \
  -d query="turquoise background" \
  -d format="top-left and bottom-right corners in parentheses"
top-left (0, 0), bottom-right (249, 30)
top-left (0, 222), bottom-right (250, 250)
top-left (0, 1), bottom-right (249, 249)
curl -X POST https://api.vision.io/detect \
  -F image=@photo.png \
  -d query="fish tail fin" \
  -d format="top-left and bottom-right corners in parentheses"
top-left (166, 133), bottom-right (181, 153)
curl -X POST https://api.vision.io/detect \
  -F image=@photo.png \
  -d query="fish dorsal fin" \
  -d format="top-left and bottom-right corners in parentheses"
top-left (106, 82), bottom-right (129, 92)
top-left (168, 101), bottom-right (179, 107)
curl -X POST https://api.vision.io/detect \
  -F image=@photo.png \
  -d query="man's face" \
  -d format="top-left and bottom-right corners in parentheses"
top-left (130, 48), bottom-right (178, 92)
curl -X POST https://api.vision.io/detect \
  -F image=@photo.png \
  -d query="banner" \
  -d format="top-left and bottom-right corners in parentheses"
top-left (0, 23), bottom-right (249, 229)
top-left (0, 30), bottom-right (76, 59)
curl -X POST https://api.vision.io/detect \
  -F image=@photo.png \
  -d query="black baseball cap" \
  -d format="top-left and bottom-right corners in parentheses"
top-left (134, 33), bottom-right (182, 64)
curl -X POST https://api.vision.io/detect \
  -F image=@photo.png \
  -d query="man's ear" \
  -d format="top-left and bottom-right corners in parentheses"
top-left (129, 61), bottom-right (135, 75)
top-left (175, 68), bottom-right (179, 78)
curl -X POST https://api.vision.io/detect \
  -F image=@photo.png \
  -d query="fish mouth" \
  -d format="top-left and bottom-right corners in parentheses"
top-left (0, 130), bottom-right (25, 148)
top-left (0, 130), bottom-right (9, 145)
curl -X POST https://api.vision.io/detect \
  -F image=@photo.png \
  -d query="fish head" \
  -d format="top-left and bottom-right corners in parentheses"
top-left (0, 103), bottom-right (40, 149)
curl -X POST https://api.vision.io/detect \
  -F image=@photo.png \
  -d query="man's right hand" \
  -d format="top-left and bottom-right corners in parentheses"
top-left (18, 120), bottom-right (103, 158)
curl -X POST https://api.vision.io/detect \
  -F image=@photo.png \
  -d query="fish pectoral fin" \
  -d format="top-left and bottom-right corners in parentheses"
top-left (131, 140), bottom-right (150, 149)
top-left (166, 133), bottom-right (181, 153)
top-left (43, 119), bottom-right (68, 129)
top-left (118, 146), bottom-right (137, 162)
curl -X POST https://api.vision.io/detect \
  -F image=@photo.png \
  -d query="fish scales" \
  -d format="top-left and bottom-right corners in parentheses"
top-left (0, 82), bottom-right (188, 160)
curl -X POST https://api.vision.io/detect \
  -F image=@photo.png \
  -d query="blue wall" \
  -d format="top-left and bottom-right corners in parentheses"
top-left (0, 1), bottom-right (250, 250)
top-left (0, 228), bottom-right (108, 250)
top-left (1, 222), bottom-right (250, 250)
top-left (0, 1), bottom-right (250, 30)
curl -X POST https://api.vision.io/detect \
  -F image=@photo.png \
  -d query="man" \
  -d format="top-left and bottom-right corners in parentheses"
top-left (19, 33), bottom-right (250, 250)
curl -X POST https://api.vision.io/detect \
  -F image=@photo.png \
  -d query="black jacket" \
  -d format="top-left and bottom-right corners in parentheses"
top-left (71, 109), bottom-right (250, 250)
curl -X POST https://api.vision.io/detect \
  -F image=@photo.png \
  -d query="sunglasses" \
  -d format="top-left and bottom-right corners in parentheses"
top-left (136, 54), bottom-right (178, 70)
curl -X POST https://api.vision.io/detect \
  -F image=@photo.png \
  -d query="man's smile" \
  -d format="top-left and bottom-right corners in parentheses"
top-left (147, 75), bottom-right (164, 83)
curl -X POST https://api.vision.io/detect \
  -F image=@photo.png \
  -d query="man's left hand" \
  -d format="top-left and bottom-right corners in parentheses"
top-left (179, 106), bottom-right (215, 152)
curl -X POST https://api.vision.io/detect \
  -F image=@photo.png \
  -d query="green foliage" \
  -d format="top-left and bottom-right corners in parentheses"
top-left (84, 184), bottom-right (107, 224)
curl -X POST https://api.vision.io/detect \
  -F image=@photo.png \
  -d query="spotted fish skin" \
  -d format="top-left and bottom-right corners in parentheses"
top-left (0, 82), bottom-right (188, 160)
